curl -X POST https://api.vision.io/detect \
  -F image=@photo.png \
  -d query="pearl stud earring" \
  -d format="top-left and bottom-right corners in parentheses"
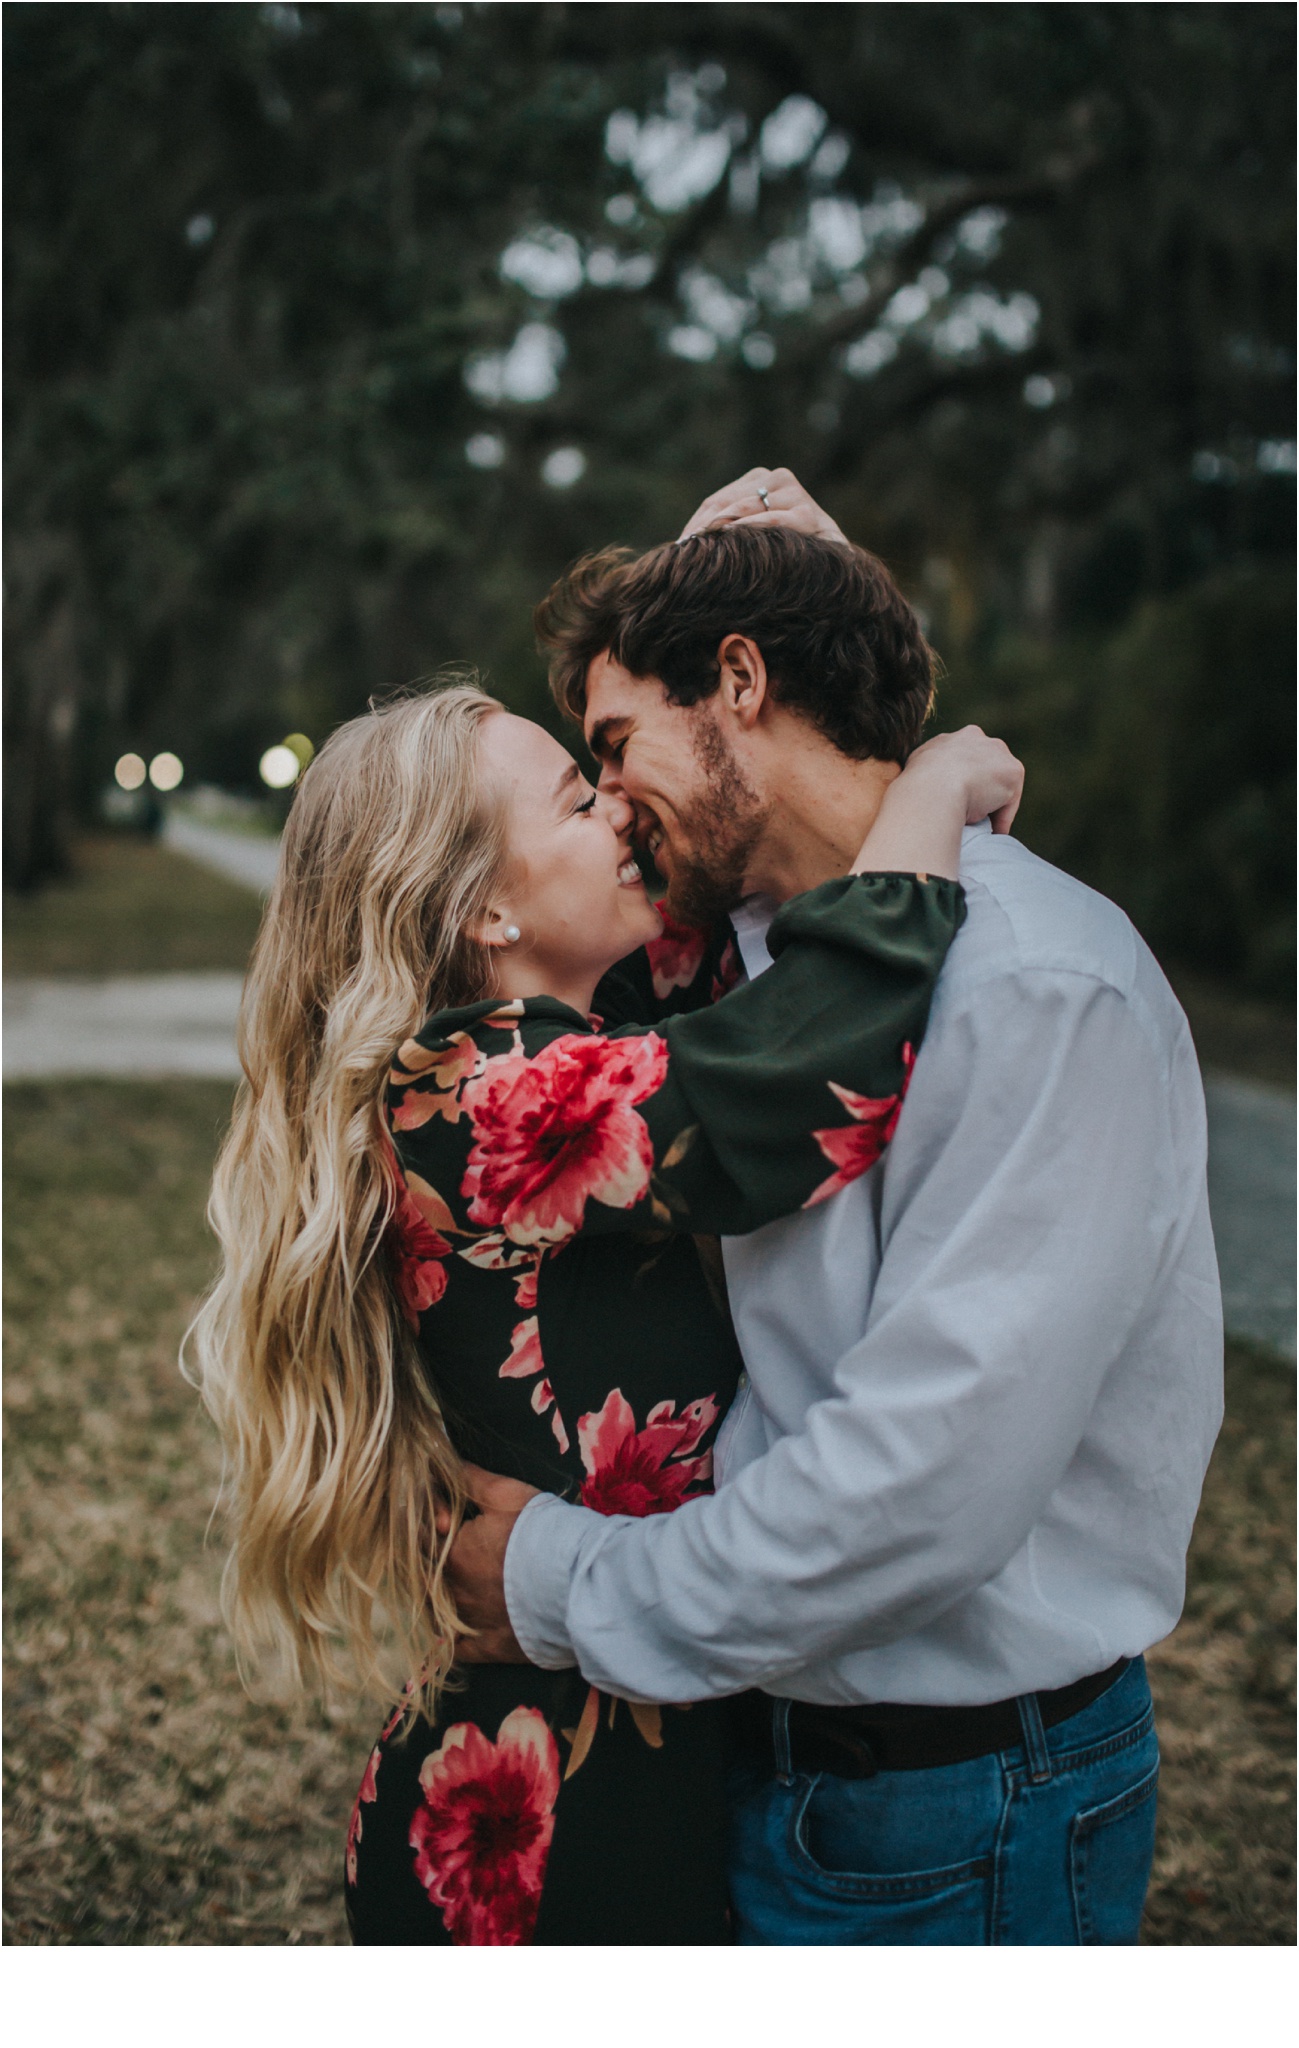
top-left (503, 924), bottom-right (521, 944)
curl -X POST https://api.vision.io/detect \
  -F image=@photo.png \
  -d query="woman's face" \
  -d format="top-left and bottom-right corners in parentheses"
top-left (478, 712), bottom-right (663, 1009)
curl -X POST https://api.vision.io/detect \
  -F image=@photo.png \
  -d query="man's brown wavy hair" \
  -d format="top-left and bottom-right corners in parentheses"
top-left (536, 526), bottom-right (936, 764)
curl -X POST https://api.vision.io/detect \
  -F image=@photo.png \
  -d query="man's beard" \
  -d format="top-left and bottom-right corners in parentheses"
top-left (659, 713), bottom-right (768, 929)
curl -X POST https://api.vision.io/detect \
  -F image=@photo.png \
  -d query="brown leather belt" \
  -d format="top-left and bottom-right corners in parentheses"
top-left (733, 1660), bottom-right (1129, 1779)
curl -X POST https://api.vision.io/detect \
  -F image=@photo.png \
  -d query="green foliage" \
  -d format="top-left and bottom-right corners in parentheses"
top-left (945, 566), bottom-right (1295, 991)
top-left (4, 2), bottom-right (1294, 981)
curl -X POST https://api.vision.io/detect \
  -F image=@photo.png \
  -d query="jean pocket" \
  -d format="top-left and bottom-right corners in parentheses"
top-left (788, 1777), bottom-right (992, 1942)
top-left (1069, 1759), bottom-right (1159, 1944)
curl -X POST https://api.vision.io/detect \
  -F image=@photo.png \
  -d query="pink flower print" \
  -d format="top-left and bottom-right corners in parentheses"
top-left (577, 1387), bottom-right (719, 1517)
top-left (804, 1043), bottom-right (916, 1207)
top-left (390, 1031), bottom-right (483, 1107)
top-left (390, 1085), bottom-right (455, 1132)
top-left (530, 1377), bottom-right (570, 1455)
top-left (344, 1695), bottom-right (407, 1886)
top-left (644, 905), bottom-right (709, 1000)
top-left (463, 1238), bottom-right (545, 1311)
top-left (498, 1317), bottom-right (568, 1453)
top-left (460, 1031), bottom-right (669, 1246)
top-left (499, 1316), bottom-right (544, 1381)
top-left (386, 1175), bottom-right (453, 1328)
top-left (409, 1708), bottom-right (560, 1945)
top-left (710, 937), bottom-right (742, 1003)
top-left (403, 1169), bottom-right (458, 1235)
top-left (482, 1000), bottom-right (526, 1056)
top-left (345, 1745), bottom-right (382, 1887)
top-left (456, 1233), bottom-right (532, 1274)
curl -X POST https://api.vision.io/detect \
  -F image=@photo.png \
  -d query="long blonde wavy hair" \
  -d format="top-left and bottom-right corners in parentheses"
top-left (186, 681), bottom-right (510, 1718)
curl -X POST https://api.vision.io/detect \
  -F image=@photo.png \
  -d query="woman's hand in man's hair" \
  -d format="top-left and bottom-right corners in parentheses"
top-left (678, 466), bottom-right (851, 548)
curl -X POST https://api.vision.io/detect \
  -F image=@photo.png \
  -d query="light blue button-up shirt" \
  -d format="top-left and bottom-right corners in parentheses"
top-left (504, 826), bottom-right (1224, 1706)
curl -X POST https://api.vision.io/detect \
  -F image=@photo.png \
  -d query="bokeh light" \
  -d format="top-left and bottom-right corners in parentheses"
top-left (283, 732), bottom-right (315, 769)
top-left (259, 744), bottom-right (301, 789)
top-left (148, 751), bottom-right (184, 791)
top-left (465, 432), bottom-right (506, 469)
top-left (114, 753), bottom-right (147, 790)
top-left (542, 445), bottom-right (586, 488)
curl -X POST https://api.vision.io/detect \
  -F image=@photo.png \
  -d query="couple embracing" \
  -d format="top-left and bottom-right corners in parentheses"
top-left (193, 470), bottom-right (1222, 1946)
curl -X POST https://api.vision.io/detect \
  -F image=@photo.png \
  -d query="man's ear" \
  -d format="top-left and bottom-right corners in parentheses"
top-left (715, 634), bottom-right (769, 730)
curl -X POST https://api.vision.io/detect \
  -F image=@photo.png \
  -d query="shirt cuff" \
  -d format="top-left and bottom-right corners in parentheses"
top-left (503, 1492), bottom-right (595, 1670)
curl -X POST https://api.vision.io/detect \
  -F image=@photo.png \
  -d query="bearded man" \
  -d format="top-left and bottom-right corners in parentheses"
top-left (444, 470), bottom-right (1223, 1946)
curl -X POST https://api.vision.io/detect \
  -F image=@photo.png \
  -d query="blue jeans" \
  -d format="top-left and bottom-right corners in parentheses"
top-left (728, 1657), bottom-right (1159, 1944)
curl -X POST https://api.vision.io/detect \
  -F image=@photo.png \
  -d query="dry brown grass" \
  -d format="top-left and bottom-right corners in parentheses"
top-left (3, 1077), bottom-right (1293, 1945)
top-left (3, 1079), bottom-right (375, 1945)
top-left (1143, 1343), bottom-right (1296, 1945)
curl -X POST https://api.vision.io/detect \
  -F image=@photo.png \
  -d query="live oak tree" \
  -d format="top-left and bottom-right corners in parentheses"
top-left (5, 3), bottom-right (1292, 985)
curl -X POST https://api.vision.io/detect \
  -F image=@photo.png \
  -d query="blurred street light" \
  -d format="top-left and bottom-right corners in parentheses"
top-left (114, 753), bottom-right (147, 790)
top-left (259, 744), bottom-right (301, 789)
top-left (148, 751), bottom-right (184, 791)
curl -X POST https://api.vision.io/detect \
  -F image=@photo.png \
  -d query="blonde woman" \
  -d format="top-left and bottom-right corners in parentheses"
top-left (190, 681), bottom-right (1019, 1945)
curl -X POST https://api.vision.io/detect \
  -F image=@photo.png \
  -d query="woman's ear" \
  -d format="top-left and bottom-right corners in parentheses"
top-left (715, 634), bottom-right (769, 729)
top-left (472, 908), bottom-right (522, 950)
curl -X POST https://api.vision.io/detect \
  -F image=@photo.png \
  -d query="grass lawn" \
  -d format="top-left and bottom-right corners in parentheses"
top-left (3, 834), bottom-right (264, 978)
top-left (3, 1075), bottom-right (1293, 1945)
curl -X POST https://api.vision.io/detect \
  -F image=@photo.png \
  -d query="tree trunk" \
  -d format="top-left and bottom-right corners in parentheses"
top-left (3, 532), bottom-right (83, 892)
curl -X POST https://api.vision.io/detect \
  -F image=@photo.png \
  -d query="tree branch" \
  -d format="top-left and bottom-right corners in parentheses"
top-left (779, 173), bottom-right (1065, 376)
top-left (543, 4), bottom-right (1025, 179)
top-left (795, 346), bottom-right (1049, 504)
top-left (641, 161), bottom-right (741, 303)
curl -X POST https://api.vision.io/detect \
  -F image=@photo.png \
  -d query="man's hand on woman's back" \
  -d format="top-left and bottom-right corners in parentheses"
top-left (437, 1465), bottom-right (538, 1664)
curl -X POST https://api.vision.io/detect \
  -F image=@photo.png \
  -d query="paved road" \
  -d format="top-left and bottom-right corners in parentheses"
top-left (5, 822), bottom-right (1294, 1357)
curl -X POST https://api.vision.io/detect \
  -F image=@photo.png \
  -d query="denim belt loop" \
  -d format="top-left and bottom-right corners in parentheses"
top-left (772, 1698), bottom-right (794, 1782)
top-left (1015, 1690), bottom-right (1054, 1785)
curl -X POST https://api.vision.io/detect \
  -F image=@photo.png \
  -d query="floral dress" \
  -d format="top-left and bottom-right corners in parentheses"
top-left (344, 873), bottom-right (964, 1946)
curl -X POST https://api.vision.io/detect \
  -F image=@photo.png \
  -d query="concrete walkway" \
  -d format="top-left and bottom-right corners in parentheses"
top-left (5, 821), bottom-right (1295, 1357)
top-left (163, 814), bottom-right (281, 895)
top-left (1204, 1073), bottom-right (1296, 1357)
top-left (4, 973), bottom-right (245, 1080)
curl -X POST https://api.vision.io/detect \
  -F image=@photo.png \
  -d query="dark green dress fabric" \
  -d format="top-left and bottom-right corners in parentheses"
top-left (345, 874), bottom-right (964, 1946)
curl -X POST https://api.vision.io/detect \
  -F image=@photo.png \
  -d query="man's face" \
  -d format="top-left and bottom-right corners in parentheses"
top-left (583, 651), bottom-right (768, 927)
